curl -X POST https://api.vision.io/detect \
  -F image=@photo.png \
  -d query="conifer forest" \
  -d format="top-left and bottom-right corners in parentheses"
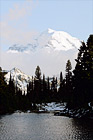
top-left (0, 35), bottom-right (93, 115)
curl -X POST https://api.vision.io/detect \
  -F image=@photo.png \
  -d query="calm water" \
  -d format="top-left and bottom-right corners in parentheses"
top-left (0, 113), bottom-right (93, 140)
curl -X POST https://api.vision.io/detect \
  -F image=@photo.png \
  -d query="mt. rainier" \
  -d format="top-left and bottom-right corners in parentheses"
top-left (3, 29), bottom-right (82, 77)
top-left (8, 28), bottom-right (81, 53)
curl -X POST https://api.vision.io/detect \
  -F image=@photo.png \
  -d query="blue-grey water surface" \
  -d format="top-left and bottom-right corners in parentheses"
top-left (0, 113), bottom-right (93, 140)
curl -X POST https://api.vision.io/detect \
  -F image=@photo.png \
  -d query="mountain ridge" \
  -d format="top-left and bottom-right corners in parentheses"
top-left (4, 67), bottom-right (32, 93)
top-left (8, 28), bottom-right (82, 53)
top-left (2, 28), bottom-right (82, 78)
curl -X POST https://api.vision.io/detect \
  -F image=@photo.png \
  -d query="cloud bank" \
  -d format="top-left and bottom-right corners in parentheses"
top-left (1, 49), bottom-right (78, 78)
top-left (0, 0), bottom-right (38, 50)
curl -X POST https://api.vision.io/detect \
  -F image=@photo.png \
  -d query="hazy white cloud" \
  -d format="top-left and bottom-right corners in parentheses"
top-left (6, 0), bottom-right (33, 21)
top-left (0, 0), bottom-right (39, 49)
top-left (0, 21), bottom-right (38, 45)
top-left (8, 4), bottom-right (27, 20)
top-left (1, 49), bottom-right (78, 77)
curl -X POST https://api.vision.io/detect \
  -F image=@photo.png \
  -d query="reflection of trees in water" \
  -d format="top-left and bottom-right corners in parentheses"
top-left (70, 119), bottom-right (93, 140)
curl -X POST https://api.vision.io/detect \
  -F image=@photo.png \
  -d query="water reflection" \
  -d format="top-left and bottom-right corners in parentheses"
top-left (71, 118), bottom-right (93, 140)
top-left (0, 113), bottom-right (93, 140)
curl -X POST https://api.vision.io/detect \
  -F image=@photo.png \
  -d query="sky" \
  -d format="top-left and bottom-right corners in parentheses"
top-left (0, 0), bottom-right (93, 51)
top-left (0, 0), bottom-right (93, 76)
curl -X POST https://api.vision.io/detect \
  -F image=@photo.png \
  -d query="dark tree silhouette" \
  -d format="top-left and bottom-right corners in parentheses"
top-left (35, 66), bottom-right (41, 80)
top-left (73, 35), bottom-right (93, 107)
top-left (65, 60), bottom-right (73, 107)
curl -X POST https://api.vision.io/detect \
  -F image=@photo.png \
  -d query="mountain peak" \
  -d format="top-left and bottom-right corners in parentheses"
top-left (11, 67), bottom-right (23, 74)
top-left (4, 68), bottom-right (32, 93)
top-left (48, 28), bottom-right (55, 33)
top-left (7, 29), bottom-right (82, 53)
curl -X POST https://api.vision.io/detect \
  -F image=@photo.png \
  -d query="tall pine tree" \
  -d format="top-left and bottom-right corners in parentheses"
top-left (73, 35), bottom-right (93, 107)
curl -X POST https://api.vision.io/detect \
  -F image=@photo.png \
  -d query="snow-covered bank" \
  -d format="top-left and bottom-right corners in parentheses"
top-left (14, 102), bottom-right (93, 119)
top-left (54, 107), bottom-right (93, 119)
top-left (13, 102), bottom-right (67, 113)
top-left (36, 102), bottom-right (67, 112)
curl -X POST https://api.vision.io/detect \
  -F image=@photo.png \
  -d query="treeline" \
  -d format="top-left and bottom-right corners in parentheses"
top-left (0, 69), bottom-right (31, 114)
top-left (27, 62), bottom-right (72, 104)
top-left (0, 35), bottom-right (93, 114)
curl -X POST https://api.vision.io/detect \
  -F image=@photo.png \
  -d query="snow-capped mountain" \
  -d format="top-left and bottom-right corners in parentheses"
top-left (3, 29), bottom-right (82, 77)
top-left (4, 68), bottom-right (32, 93)
top-left (8, 28), bottom-right (81, 53)
top-left (4, 67), bottom-right (58, 93)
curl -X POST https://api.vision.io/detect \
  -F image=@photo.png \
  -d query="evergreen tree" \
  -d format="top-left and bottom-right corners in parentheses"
top-left (0, 67), bottom-right (2, 72)
top-left (51, 77), bottom-right (55, 92)
top-left (35, 66), bottom-right (41, 80)
top-left (0, 67), bottom-right (17, 114)
top-left (65, 60), bottom-right (72, 86)
top-left (60, 72), bottom-right (63, 85)
top-left (43, 74), bottom-right (46, 91)
top-left (9, 73), bottom-right (15, 95)
top-left (59, 71), bottom-right (63, 91)
top-left (42, 74), bottom-right (49, 101)
top-left (46, 76), bottom-right (50, 101)
top-left (65, 60), bottom-right (73, 106)
top-left (73, 35), bottom-right (93, 107)
top-left (47, 77), bottom-right (50, 91)
top-left (34, 66), bottom-right (42, 103)
top-left (50, 77), bottom-right (57, 100)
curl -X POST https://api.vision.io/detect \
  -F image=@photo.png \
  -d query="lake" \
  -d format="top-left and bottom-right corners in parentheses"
top-left (0, 113), bottom-right (93, 140)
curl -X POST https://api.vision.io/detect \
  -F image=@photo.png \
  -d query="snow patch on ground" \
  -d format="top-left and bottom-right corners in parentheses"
top-left (36, 102), bottom-right (67, 112)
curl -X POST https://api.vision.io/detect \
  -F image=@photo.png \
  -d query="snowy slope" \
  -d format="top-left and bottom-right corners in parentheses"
top-left (37, 28), bottom-right (81, 51)
top-left (2, 28), bottom-right (82, 77)
top-left (8, 28), bottom-right (81, 53)
top-left (4, 68), bottom-right (59, 93)
top-left (4, 68), bottom-right (32, 93)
